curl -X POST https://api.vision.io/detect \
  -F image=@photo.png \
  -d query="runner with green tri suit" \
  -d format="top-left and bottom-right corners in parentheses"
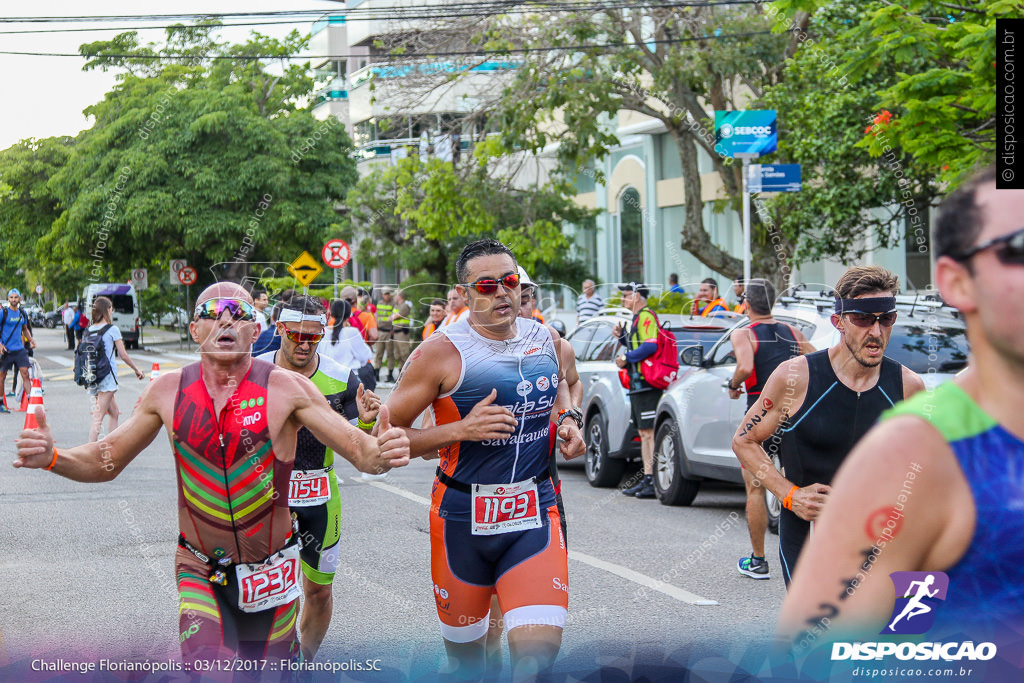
top-left (259, 295), bottom-right (382, 661)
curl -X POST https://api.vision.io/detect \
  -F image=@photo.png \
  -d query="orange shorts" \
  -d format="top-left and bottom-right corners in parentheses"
top-left (429, 505), bottom-right (568, 643)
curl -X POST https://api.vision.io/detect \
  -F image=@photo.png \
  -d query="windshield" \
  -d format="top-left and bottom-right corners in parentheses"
top-left (886, 323), bottom-right (969, 374)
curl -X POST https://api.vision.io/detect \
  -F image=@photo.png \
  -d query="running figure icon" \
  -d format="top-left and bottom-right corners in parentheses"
top-left (888, 574), bottom-right (940, 632)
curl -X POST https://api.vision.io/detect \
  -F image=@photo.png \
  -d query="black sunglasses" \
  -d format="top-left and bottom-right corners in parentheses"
top-left (954, 226), bottom-right (1024, 264)
top-left (845, 311), bottom-right (897, 328)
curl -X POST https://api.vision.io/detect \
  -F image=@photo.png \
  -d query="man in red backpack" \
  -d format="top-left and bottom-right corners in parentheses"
top-left (613, 283), bottom-right (661, 500)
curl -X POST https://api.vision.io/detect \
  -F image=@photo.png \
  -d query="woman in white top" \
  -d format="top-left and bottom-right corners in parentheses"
top-left (86, 296), bottom-right (144, 442)
top-left (321, 299), bottom-right (376, 390)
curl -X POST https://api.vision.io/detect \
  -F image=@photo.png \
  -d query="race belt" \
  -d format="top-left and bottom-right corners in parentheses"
top-left (435, 468), bottom-right (548, 536)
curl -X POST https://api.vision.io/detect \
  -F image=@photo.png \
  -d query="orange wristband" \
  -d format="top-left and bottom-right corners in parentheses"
top-left (782, 485), bottom-right (798, 511)
top-left (45, 447), bottom-right (58, 471)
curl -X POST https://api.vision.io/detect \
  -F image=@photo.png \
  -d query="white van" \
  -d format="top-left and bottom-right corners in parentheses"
top-left (81, 283), bottom-right (141, 349)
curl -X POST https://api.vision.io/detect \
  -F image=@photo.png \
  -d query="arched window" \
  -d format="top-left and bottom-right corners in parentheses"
top-left (620, 188), bottom-right (644, 283)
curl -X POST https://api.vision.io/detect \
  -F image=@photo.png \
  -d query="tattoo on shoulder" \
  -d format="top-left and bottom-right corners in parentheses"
top-left (864, 506), bottom-right (904, 544)
top-left (737, 405), bottom-right (770, 437)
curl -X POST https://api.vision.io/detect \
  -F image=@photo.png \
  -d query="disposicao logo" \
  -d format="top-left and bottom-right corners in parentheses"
top-left (883, 571), bottom-right (947, 635)
top-left (831, 572), bottom-right (997, 662)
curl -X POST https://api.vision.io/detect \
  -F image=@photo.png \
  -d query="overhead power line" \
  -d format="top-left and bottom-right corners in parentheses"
top-left (0, 1), bottom-right (768, 25)
top-left (0, 20), bottom-right (325, 36)
top-left (0, 28), bottom-right (790, 61)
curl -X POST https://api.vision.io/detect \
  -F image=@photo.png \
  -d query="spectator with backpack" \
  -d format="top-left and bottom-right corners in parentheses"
top-left (613, 283), bottom-right (678, 500)
top-left (1, 289), bottom-right (36, 413)
top-left (77, 296), bottom-right (144, 442)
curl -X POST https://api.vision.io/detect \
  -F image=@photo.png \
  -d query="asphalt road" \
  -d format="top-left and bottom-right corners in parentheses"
top-left (0, 328), bottom-right (787, 681)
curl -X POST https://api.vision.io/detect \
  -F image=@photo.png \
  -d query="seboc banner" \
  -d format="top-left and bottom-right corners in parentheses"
top-left (714, 110), bottom-right (777, 158)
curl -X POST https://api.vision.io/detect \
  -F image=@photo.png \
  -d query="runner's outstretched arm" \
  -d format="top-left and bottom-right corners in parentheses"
top-left (14, 373), bottom-right (169, 481)
top-left (777, 416), bottom-right (967, 643)
top-left (281, 369), bottom-right (409, 473)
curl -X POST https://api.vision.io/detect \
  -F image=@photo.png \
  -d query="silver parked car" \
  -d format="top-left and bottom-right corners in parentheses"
top-left (653, 294), bottom-right (970, 516)
top-left (569, 310), bottom-right (744, 487)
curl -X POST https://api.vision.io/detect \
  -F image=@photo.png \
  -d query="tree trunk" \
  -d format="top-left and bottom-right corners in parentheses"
top-left (672, 130), bottom-right (742, 276)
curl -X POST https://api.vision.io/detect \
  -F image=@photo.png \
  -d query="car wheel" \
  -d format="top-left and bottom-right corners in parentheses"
top-left (45, 319), bottom-right (56, 328)
top-left (654, 419), bottom-right (701, 506)
top-left (766, 450), bottom-right (782, 534)
top-left (584, 411), bottom-right (626, 488)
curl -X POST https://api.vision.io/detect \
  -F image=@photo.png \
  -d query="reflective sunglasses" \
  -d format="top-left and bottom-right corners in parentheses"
top-left (845, 311), bottom-right (897, 328)
top-left (463, 272), bottom-right (520, 295)
top-left (955, 226), bottom-right (1024, 265)
top-left (280, 328), bottom-right (325, 344)
top-left (194, 298), bottom-right (256, 322)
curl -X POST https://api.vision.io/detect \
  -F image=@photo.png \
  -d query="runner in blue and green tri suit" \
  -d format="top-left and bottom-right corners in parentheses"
top-left (259, 295), bottom-right (382, 661)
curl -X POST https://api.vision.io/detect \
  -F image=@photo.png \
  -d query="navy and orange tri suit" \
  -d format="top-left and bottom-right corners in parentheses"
top-left (430, 317), bottom-right (568, 643)
top-left (172, 359), bottom-right (301, 666)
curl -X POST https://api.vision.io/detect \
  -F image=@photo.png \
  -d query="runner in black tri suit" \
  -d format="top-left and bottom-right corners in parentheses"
top-left (14, 282), bottom-right (410, 673)
top-left (731, 266), bottom-right (925, 588)
top-left (726, 278), bottom-right (813, 580)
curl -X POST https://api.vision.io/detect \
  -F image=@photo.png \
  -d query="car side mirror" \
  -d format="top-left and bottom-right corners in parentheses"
top-left (681, 345), bottom-right (704, 367)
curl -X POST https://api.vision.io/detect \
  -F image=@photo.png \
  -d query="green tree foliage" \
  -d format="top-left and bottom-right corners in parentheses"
top-left (468, 4), bottom-right (796, 280)
top-left (758, 1), bottom-right (942, 267)
top-left (775, 0), bottom-right (1008, 186)
top-left (0, 137), bottom-right (78, 296)
top-left (33, 23), bottom-right (357, 291)
top-left (341, 142), bottom-right (595, 287)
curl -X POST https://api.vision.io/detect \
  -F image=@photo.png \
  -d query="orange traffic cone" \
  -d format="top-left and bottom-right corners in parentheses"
top-left (23, 378), bottom-right (44, 430)
top-left (150, 362), bottom-right (161, 380)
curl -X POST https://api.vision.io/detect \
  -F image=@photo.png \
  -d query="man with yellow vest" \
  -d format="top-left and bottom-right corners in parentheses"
top-left (374, 287), bottom-right (396, 383)
top-left (690, 278), bottom-right (730, 317)
top-left (390, 289), bottom-right (413, 380)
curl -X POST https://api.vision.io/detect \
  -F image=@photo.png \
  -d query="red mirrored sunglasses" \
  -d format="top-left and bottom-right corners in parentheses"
top-left (464, 272), bottom-right (520, 295)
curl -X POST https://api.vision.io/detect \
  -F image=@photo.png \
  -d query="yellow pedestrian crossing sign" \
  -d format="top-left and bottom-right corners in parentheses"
top-left (288, 251), bottom-right (323, 287)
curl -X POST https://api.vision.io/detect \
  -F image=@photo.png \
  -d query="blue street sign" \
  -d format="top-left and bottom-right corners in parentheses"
top-left (714, 110), bottom-right (777, 157)
top-left (748, 164), bottom-right (801, 193)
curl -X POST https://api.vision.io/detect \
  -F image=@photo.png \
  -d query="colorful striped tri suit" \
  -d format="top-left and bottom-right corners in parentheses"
top-left (172, 359), bottom-right (300, 666)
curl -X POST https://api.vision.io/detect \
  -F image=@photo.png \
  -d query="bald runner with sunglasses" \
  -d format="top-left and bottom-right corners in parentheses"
top-left (732, 265), bottom-right (925, 587)
top-left (779, 167), bottom-right (1024, 646)
top-left (257, 295), bottom-right (383, 661)
top-left (14, 282), bottom-right (410, 672)
top-left (385, 239), bottom-right (585, 680)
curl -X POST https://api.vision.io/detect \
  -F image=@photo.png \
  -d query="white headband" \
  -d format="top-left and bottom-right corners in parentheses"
top-left (278, 309), bottom-right (327, 325)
